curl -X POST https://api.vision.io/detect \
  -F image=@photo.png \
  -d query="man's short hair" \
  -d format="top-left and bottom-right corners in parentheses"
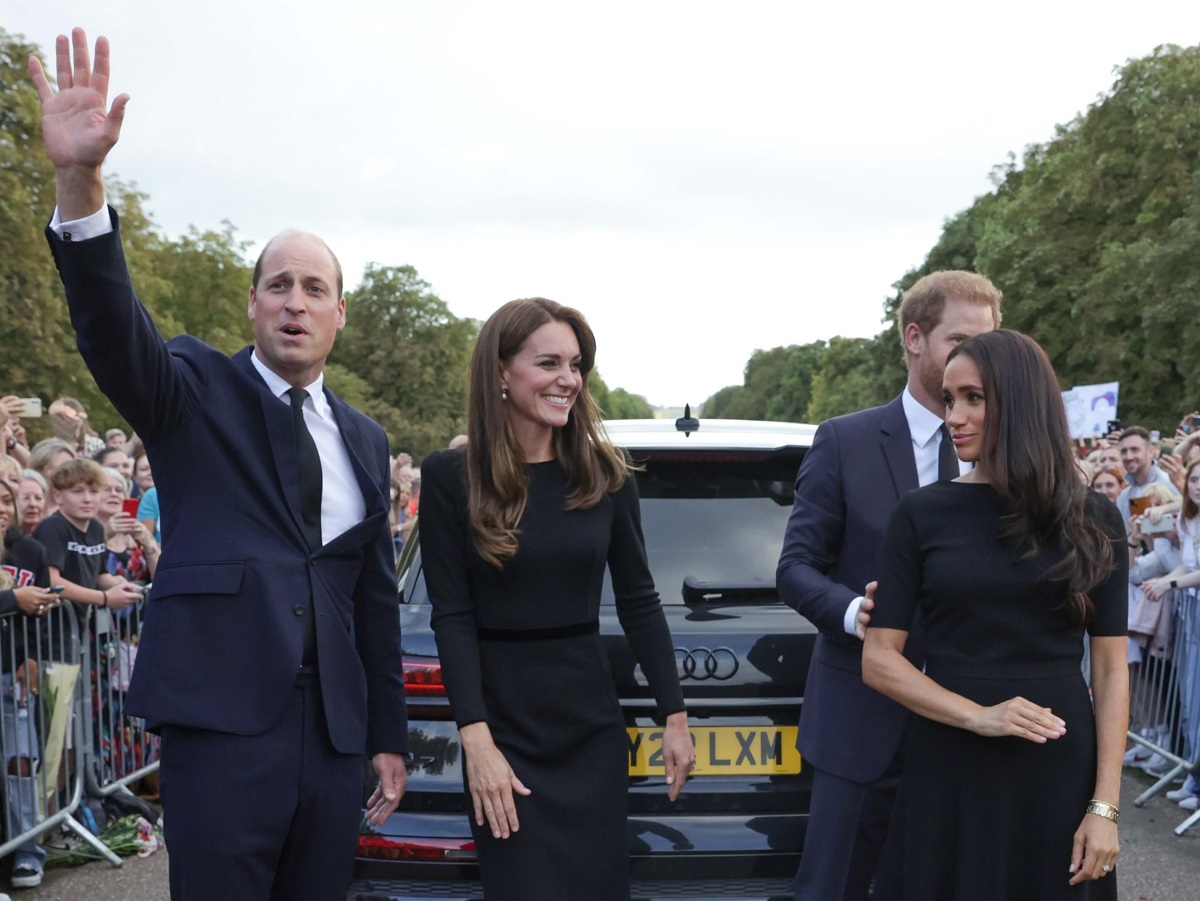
top-left (49, 458), bottom-right (107, 492)
top-left (897, 271), bottom-right (1003, 344)
top-left (1120, 426), bottom-right (1152, 444)
top-left (252, 231), bottom-right (344, 298)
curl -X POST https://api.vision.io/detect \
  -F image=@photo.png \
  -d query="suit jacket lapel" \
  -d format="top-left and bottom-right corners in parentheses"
top-left (880, 394), bottom-right (920, 499)
top-left (234, 348), bottom-right (309, 545)
top-left (325, 390), bottom-right (386, 517)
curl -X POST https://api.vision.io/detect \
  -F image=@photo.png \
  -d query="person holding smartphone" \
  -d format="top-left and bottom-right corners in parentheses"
top-left (97, 466), bottom-right (159, 585)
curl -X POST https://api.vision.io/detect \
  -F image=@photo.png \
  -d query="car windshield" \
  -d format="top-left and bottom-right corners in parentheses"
top-left (602, 453), bottom-right (802, 605)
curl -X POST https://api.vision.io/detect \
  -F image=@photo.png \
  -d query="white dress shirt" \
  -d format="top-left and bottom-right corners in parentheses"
top-left (249, 353), bottom-right (367, 546)
top-left (51, 202), bottom-right (368, 547)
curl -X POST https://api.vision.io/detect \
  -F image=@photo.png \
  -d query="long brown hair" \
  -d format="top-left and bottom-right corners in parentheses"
top-left (948, 330), bottom-right (1115, 621)
top-left (466, 298), bottom-right (627, 568)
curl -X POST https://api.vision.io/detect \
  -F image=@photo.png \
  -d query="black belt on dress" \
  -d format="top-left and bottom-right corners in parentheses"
top-left (476, 620), bottom-right (599, 642)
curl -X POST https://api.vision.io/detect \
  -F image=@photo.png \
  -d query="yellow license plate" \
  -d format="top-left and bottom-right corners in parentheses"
top-left (627, 726), bottom-right (801, 776)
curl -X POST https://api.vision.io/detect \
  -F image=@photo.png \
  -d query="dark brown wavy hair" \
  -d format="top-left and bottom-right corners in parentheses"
top-left (1182, 456), bottom-right (1200, 524)
top-left (466, 298), bottom-right (627, 568)
top-left (947, 329), bottom-right (1115, 621)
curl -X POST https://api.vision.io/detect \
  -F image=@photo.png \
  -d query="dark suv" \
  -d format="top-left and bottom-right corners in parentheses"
top-left (350, 418), bottom-right (817, 901)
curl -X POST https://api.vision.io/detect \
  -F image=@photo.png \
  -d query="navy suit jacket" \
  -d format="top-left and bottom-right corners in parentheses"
top-left (46, 212), bottom-right (407, 758)
top-left (777, 395), bottom-right (924, 784)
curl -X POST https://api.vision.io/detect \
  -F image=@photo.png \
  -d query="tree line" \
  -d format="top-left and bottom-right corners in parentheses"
top-left (704, 44), bottom-right (1200, 433)
top-left (0, 30), bottom-right (651, 458)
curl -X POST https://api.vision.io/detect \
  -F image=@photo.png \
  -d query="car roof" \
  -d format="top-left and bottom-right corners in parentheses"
top-left (600, 418), bottom-right (816, 451)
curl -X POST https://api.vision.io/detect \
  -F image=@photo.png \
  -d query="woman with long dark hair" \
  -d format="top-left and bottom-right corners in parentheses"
top-left (419, 298), bottom-right (692, 900)
top-left (862, 329), bottom-right (1127, 898)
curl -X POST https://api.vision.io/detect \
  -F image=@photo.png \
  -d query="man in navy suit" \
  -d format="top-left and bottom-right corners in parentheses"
top-left (777, 271), bottom-right (1001, 900)
top-left (31, 29), bottom-right (407, 901)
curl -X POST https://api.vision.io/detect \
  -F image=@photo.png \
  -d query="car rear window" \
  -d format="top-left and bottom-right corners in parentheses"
top-left (602, 451), bottom-right (804, 605)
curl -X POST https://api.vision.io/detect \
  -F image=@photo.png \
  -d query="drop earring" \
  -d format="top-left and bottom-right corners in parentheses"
top-left (501, 387), bottom-right (508, 401)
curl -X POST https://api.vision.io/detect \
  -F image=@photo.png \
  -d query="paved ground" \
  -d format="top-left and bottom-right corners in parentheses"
top-left (5, 770), bottom-right (1198, 900)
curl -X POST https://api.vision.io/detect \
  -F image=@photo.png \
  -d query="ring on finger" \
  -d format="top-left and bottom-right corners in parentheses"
top-left (1101, 865), bottom-right (1111, 874)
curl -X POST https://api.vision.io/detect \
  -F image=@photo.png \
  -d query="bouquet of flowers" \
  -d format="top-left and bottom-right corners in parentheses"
top-left (46, 815), bottom-right (164, 868)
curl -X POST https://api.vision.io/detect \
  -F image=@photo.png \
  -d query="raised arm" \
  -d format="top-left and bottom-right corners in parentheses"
top-left (29, 28), bottom-right (129, 220)
top-left (31, 28), bottom-right (199, 440)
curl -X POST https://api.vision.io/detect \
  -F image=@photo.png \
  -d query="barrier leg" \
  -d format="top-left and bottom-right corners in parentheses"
top-left (1174, 806), bottom-right (1200, 836)
top-left (58, 811), bottom-right (123, 867)
top-left (1134, 762), bottom-right (1189, 806)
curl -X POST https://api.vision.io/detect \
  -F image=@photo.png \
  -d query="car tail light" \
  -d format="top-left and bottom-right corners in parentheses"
top-left (402, 654), bottom-right (445, 697)
top-left (357, 835), bottom-right (476, 862)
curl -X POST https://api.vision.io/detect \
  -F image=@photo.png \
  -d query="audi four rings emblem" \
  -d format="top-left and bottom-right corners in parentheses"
top-left (675, 647), bottom-right (739, 681)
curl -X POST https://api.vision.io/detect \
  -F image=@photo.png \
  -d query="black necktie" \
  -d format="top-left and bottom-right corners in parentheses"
top-left (287, 387), bottom-right (324, 550)
top-left (937, 424), bottom-right (959, 482)
top-left (287, 387), bottom-right (322, 667)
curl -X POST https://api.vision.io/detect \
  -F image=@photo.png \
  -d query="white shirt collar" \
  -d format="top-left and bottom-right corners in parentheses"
top-left (902, 385), bottom-right (945, 449)
top-left (250, 350), bottom-right (330, 419)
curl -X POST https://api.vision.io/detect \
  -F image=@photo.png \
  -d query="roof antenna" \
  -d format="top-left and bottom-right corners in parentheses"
top-left (675, 404), bottom-right (699, 437)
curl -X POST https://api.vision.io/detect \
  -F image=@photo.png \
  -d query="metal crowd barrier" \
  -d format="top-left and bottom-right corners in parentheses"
top-left (81, 600), bottom-right (160, 808)
top-left (0, 603), bottom-right (122, 867)
top-left (1125, 587), bottom-right (1200, 837)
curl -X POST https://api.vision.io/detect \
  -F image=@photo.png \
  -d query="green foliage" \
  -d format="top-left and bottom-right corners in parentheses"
top-left (332, 264), bottom-right (477, 455)
top-left (591, 371), bottom-right (653, 419)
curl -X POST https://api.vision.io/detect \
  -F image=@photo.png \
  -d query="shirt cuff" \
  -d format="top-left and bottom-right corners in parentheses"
top-left (843, 596), bottom-right (865, 636)
top-left (49, 203), bottom-right (113, 241)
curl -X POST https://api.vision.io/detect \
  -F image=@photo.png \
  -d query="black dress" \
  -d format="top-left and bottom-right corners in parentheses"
top-left (872, 483), bottom-right (1126, 900)
top-left (420, 450), bottom-right (685, 901)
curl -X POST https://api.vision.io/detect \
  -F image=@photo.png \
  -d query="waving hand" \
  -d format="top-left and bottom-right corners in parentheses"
top-left (28, 28), bottom-right (129, 218)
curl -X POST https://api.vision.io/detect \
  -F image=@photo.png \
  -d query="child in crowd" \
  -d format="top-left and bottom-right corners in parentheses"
top-left (33, 460), bottom-right (142, 614)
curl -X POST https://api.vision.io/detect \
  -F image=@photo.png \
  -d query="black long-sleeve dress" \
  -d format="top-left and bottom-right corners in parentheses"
top-left (872, 483), bottom-right (1126, 900)
top-left (420, 450), bottom-right (685, 901)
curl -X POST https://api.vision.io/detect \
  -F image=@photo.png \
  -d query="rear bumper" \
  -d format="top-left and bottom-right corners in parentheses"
top-left (348, 874), bottom-right (794, 900)
top-left (352, 812), bottom-right (802, 900)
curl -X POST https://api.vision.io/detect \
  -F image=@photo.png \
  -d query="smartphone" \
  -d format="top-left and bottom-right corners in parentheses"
top-left (1129, 496), bottom-right (1153, 517)
top-left (1142, 514), bottom-right (1175, 534)
top-left (1106, 420), bottom-right (1125, 434)
top-left (18, 398), bottom-right (42, 418)
top-left (1150, 429), bottom-right (1162, 443)
top-left (1184, 414), bottom-right (1200, 435)
top-left (49, 585), bottom-right (65, 595)
top-left (121, 498), bottom-right (140, 518)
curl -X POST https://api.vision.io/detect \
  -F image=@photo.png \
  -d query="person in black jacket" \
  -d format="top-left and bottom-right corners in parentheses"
top-left (0, 477), bottom-right (59, 888)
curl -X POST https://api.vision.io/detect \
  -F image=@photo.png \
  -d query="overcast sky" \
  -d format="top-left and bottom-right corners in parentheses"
top-left (9, 2), bottom-right (1200, 406)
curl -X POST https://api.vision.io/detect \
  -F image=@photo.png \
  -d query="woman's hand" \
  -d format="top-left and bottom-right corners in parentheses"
top-left (13, 585), bottom-right (58, 617)
top-left (106, 511), bottom-right (139, 540)
top-left (661, 711), bottom-right (695, 801)
top-left (459, 722), bottom-right (531, 839)
top-left (1069, 814), bottom-right (1118, 885)
top-left (1141, 577), bottom-right (1171, 602)
top-left (103, 580), bottom-right (144, 610)
top-left (969, 697), bottom-right (1066, 743)
top-left (1127, 516), bottom-right (1143, 545)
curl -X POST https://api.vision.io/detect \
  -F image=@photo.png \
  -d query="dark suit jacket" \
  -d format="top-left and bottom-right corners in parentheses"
top-left (46, 212), bottom-right (407, 758)
top-left (777, 395), bottom-right (923, 784)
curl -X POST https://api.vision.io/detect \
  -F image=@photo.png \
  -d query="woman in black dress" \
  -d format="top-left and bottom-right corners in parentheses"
top-left (862, 330), bottom-right (1127, 899)
top-left (420, 298), bottom-right (693, 901)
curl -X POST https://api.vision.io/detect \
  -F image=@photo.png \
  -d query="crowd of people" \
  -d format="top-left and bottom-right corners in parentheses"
top-left (1078, 421), bottom-right (1200, 813)
top-left (0, 396), bottom-right (158, 888)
